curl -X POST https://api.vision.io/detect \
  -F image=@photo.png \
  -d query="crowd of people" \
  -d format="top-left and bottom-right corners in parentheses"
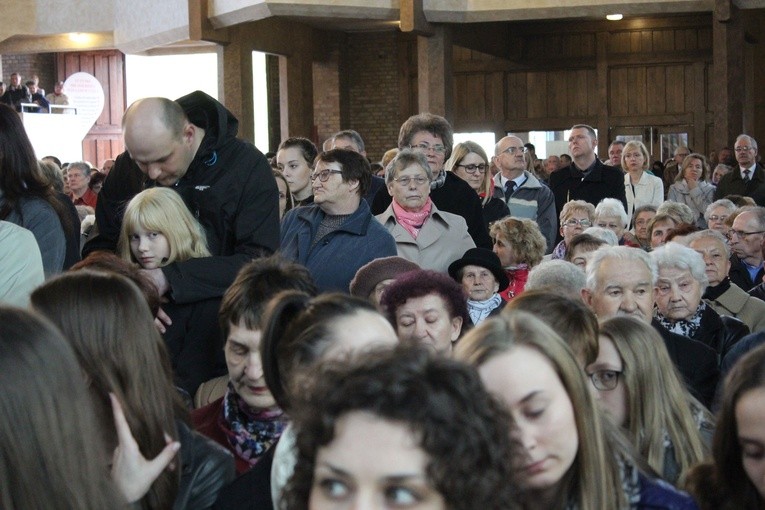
top-left (0, 72), bottom-right (69, 112)
top-left (2, 87), bottom-right (765, 510)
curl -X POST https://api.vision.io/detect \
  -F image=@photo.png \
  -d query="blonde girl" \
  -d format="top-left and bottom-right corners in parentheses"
top-left (118, 187), bottom-right (209, 268)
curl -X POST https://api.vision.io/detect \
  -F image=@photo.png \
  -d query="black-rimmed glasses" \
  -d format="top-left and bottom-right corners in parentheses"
top-left (457, 163), bottom-right (487, 174)
top-left (310, 169), bottom-right (343, 182)
top-left (726, 229), bottom-right (765, 241)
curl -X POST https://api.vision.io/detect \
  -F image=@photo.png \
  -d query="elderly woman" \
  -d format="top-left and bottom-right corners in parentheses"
top-left (551, 199), bottom-right (595, 259)
top-left (348, 255), bottom-right (420, 310)
top-left (489, 217), bottom-right (546, 300)
top-left (622, 140), bottom-right (664, 219)
top-left (445, 141), bottom-right (509, 229)
top-left (372, 113), bottom-right (491, 249)
top-left (377, 149), bottom-right (475, 273)
top-left (648, 212), bottom-right (680, 250)
top-left (594, 197), bottom-right (641, 247)
top-left (686, 229), bottom-right (765, 333)
top-left (448, 247), bottom-right (509, 325)
top-left (651, 242), bottom-right (749, 363)
top-left (711, 163), bottom-right (732, 186)
top-left (381, 269), bottom-right (470, 355)
top-left (632, 204), bottom-right (657, 250)
top-left (668, 153), bottom-right (716, 228)
top-left (704, 198), bottom-right (736, 233)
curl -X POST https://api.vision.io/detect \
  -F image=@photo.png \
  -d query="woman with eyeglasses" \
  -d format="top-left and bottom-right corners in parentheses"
top-left (371, 113), bottom-right (492, 249)
top-left (445, 141), bottom-right (509, 230)
top-left (377, 149), bottom-right (475, 273)
top-left (622, 140), bottom-right (664, 220)
top-left (550, 199), bottom-right (596, 259)
top-left (593, 317), bottom-right (714, 485)
top-left (668, 154), bottom-right (716, 228)
top-left (455, 312), bottom-right (699, 509)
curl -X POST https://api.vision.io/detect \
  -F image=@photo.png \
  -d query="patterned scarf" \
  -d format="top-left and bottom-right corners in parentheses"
top-left (467, 293), bottom-right (503, 325)
top-left (219, 382), bottom-right (288, 468)
top-left (430, 170), bottom-right (447, 190)
top-left (655, 302), bottom-right (706, 339)
top-left (551, 240), bottom-right (567, 260)
top-left (392, 197), bottom-right (433, 240)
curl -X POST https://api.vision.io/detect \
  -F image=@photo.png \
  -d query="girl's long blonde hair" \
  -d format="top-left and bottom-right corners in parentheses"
top-left (455, 311), bottom-right (628, 510)
top-left (600, 317), bottom-right (712, 485)
top-left (445, 141), bottom-right (493, 205)
top-left (118, 187), bottom-right (210, 265)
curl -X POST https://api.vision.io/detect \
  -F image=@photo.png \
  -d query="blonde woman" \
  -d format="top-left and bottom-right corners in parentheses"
top-left (445, 141), bottom-right (509, 229)
top-left (489, 217), bottom-right (546, 300)
top-left (668, 154), bottom-right (716, 228)
top-left (118, 187), bottom-right (220, 396)
top-left (455, 312), bottom-right (697, 509)
top-left (595, 317), bottom-right (713, 485)
top-left (623, 140), bottom-right (664, 220)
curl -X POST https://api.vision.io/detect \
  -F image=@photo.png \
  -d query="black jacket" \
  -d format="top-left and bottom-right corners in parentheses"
top-left (371, 171), bottom-right (492, 249)
top-left (714, 163), bottom-right (765, 205)
top-left (213, 441), bottom-right (276, 510)
top-left (651, 319), bottom-right (719, 409)
top-left (728, 254), bottom-right (764, 292)
top-left (175, 420), bottom-right (236, 510)
top-left (692, 305), bottom-right (748, 364)
top-left (549, 159), bottom-right (628, 239)
top-left (83, 91), bottom-right (280, 303)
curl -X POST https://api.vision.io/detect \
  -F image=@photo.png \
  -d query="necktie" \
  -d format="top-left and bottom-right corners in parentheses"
top-left (505, 180), bottom-right (516, 196)
top-left (744, 169), bottom-right (751, 182)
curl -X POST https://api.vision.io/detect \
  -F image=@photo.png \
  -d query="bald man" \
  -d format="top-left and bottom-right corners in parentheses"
top-left (84, 91), bottom-right (279, 303)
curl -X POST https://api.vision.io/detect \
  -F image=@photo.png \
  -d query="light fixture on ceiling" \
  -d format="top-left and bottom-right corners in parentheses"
top-left (68, 32), bottom-right (89, 43)
top-left (606, 14), bottom-right (623, 21)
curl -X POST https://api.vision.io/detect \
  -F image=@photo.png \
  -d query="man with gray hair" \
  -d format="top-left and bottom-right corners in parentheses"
top-left (330, 129), bottom-right (385, 206)
top-left (66, 161), bottom-right (98, 208)
top-left (581, 245), bottom-right (718, 407)
top-left (687, 229), bottom-right (765, 333)
top-left (715, 134), bottom-right (765, 204)
top-left (525, 259), bottom-right (585, 299)
top-left (727, 206), bottom-right (765, 291)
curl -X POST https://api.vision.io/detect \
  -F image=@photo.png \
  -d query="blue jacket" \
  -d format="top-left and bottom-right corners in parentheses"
top-left (280, 200), bottom-right (397, 293)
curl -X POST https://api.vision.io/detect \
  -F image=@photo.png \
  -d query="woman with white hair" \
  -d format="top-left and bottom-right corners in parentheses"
top-left (668, 154), bottom-right (716, 228)
top-left (703, 198), bottom-right (736, 233)
top-left (651, 242), bottom-right (749, 363)
top-left (622, 140), bottom-right (664, 219)
top-left (594, 198), bottom-right (640, 247)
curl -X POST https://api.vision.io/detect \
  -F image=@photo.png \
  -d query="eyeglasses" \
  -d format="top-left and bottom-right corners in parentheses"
top-left (735, 146), bottom-right (755, 153)
top-left (410, 143), bottom-right (447, 155)
top-left (707, 215), bottom-right (728, 223)
top-left (310, 169), bottom-right (343, 182)
top-left (726, 229), bottom-right (765, 240)
top-left (457, 163), bottom-right (487, 174)
top-left (393, 175), bottom-right (430, 187)
top-left (587, 369), bottom-right (622, 391)
top-left (501, 146), bottom-right (527, 156)
top-left (563, 218), bottom-right (592, 228)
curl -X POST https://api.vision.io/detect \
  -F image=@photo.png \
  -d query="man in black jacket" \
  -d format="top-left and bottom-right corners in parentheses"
top-left (549, 124), bottom-right (628, 240)
top-left (582, 245), bottom-right (719, 408)
top-left (84, 91), bottom-right (279, 306)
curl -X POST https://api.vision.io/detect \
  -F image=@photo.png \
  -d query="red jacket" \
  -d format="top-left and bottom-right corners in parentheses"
top-left (191, 397), bottom-right (251, 474)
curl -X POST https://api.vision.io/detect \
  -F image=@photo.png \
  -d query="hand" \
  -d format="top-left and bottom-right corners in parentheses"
top-left (110, 393), bottom-right (180, 503)
top-left (140, 268), bottom-right (170, 296)
top-left (686, 175), bottom-right (698, 189)
top-left (153, 306), bottom-right (172, 334)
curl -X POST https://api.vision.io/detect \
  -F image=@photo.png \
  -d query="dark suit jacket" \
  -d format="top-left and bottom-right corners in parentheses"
top-left (714, 163), bottom-right (765, 205)
top-left (549, 159), bottom-right (628, 240)
top-left (728, 254), bottom-right (765, 292)
top-left (652, 318), bottom-right (719, 409)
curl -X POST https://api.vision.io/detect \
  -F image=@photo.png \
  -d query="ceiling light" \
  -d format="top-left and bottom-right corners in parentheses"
top-left (606, 14), bottom-right (623, 21)
top-left (68, 33), bottom-right (88, 43)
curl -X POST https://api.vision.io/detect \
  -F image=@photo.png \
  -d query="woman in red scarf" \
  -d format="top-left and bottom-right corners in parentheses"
top-left (489, 216), bottom-right (547, 300)
top-left (376, 149), bottom-right (475, 273)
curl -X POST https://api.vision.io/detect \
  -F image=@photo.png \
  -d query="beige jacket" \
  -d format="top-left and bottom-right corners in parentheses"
top-left (705, 282), bottom-right (765, 333)
top-left (376, 202), bottom-right (475, 273)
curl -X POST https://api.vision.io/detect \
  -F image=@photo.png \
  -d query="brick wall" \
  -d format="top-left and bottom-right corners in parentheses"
top-left (1, 53), bottom-right (56, 93)
top-left (313, 42), bottom-right (341, 150)
top-left (345, 32), bottom-right (400, 162)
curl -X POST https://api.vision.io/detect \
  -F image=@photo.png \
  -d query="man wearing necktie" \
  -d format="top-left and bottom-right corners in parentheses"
top-left (715, 135), bottom-right (765, 205)
top-left (492, 135), bottom-right (556, 253)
